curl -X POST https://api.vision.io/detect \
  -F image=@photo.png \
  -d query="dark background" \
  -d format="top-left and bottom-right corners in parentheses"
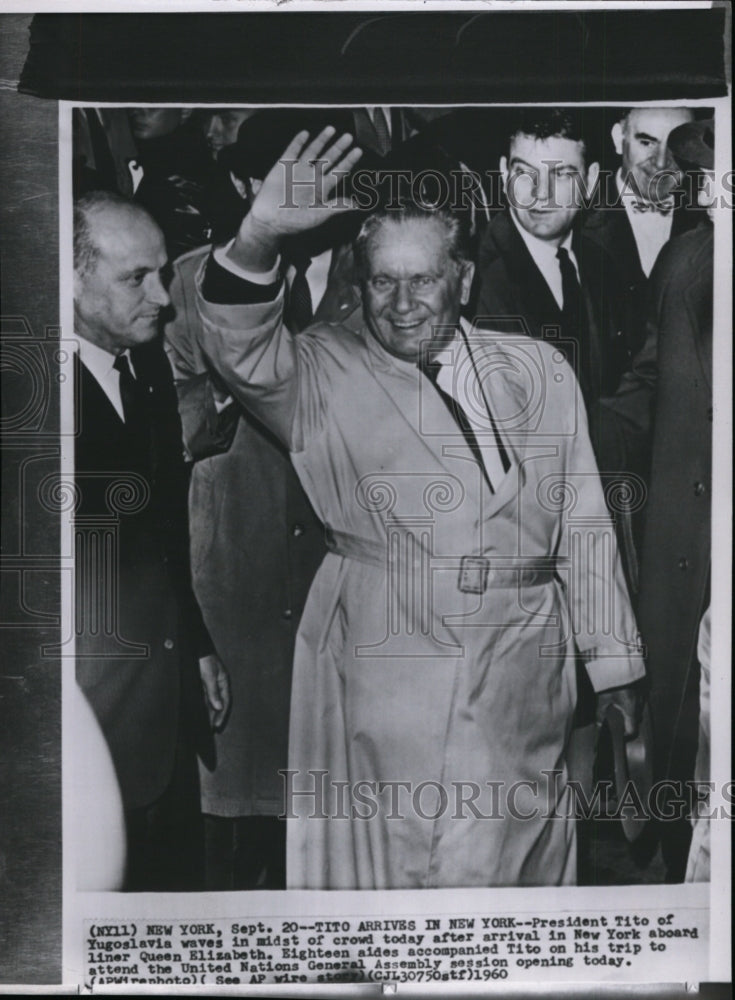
top-left (0, 7), bottom-right (730, 991)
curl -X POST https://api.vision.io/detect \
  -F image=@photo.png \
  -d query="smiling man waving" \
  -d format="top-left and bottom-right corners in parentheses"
top-left (195, 127), bottom-right (645, 890)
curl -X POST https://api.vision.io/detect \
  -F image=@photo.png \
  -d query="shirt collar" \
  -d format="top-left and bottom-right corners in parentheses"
top-left (509, 209), bottom-right (574, 269)
top-left (76, 336), bottom-right (132, 380)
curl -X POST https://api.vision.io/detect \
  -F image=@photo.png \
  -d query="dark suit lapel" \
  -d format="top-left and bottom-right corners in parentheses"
top-left (76, 351), bottom-right (125, 433)
top-left (584, 174), bottom-right (645, 286)
top-left (684, 271), bottom-right (713, 394)
top-left (492, 212), bottom-right (562, 329)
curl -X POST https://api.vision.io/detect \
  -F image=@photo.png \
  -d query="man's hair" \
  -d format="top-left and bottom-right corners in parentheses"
top-left (73, 189), bottom-right (146, 276)
top-left (507, 108), bottom-right (587, 160)
top-left (353, 200), bottom-right (472, 282)
top-left (617, 109), bottom-right (634, 132)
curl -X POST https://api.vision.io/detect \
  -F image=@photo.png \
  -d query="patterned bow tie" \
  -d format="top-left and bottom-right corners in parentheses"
top-left (631, 198), bottom-right (674, 216)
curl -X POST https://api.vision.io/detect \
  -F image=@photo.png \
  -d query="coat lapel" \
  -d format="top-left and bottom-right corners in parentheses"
top-left (492, 212), bottom-right (562, 330)
top-left (76, 351), bottom-right (125, 429)
top-left (364, 327), bottom-right (523, 522)
top-left (683, 253), bottom-right (713, 395)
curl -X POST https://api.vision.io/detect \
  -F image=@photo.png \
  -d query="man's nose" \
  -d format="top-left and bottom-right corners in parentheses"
top-left (207, 117), bottom-right (222, 139)
top-left (534, 170), bottom-right (552, 202)
top-left (147, 273), bottom-right (171, 308)
top-left (654, 143), bottom-right (671, 170)
top-left (392, 281), bottom-right (415, 313)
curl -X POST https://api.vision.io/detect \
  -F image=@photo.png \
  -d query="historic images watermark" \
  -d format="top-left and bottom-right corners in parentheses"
top-left (280, 161), bottom-right (734, 214)
top-left (280, 769), bottom-right (734, 823)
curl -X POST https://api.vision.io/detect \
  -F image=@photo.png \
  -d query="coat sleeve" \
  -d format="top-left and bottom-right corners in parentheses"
top-left (590, 318), bottom-right (657, 478)
top-left (163, 251), bottom-right (240, 463)
top-left (194, 258), bottom-right (329, 452)
top-left (555, 358), bottom-right (647, 693)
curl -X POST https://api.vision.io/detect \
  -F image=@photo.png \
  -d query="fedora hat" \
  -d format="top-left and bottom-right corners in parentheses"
top-left (667, 117), bottom-right (714, 171)
top-left (604, 701), bottom-right (654, 843)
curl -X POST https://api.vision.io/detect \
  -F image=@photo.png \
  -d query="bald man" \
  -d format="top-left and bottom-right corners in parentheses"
top-left (73, 190), bottom-right (230, 890)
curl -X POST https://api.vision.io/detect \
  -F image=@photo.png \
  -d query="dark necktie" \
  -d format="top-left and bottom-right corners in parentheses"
top-left (85, 109), bottom-right (118, 191)
top-left (557, 246), bottom-right (591, 399)
top-left (113, 353), bottom-right (149, 436)
top-left (556, 246), bottom-right (581, 329)
top-left (371, 107), bottom-right (392, 157)
top-left (353, 107), bottom-right (391, 158)
top-left (288, 254), bottom-right (313, 332)
top-left (418, 356), bottom-right (505, 491)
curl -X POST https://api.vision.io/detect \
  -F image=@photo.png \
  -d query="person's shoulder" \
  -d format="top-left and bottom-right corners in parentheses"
top-left (306, 316), bottom-right (366, 342)
top-left (651, 223), bottom-right (713, 284)
top-left (172, 243), bottom-right (212, 276)
top-left (477, 209), bottom-right (511, 266)
top-left (468, 325), bottom-right (560, 370)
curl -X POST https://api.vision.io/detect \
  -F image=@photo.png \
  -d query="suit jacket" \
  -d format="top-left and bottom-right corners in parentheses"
top-left (598, 223), bottom-right (713, 784)
top-left (74, 344), bottom-right (210, 810)
top-left (474, 210), bottom-right (633, 411)
top-left (474, 209), bottom-right (643, 600)
top-left (164, 244), bottom-right (347, 815)
top-left (582, 171), bottom-right (704, 355)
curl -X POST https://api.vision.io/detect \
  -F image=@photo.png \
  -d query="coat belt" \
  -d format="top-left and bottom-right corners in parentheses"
top-left (324, 525), bottom-right (565, 593)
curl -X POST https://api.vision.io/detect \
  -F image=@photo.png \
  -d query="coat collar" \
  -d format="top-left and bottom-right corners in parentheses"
top-left (362, 319), bottom-right (531, 520)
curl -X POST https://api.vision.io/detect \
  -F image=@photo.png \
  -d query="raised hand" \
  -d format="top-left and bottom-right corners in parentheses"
top-left (229, 127), bottom-right (362, 272)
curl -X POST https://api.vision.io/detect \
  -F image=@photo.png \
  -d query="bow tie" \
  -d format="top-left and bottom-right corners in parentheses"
top-left (631, 198), bottom-right (674, 216)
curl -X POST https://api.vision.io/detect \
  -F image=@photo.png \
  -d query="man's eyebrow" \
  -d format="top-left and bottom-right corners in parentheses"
top-left (633, 131), bottom-right (660, 143)
top-left (509, 155), bottom-right (579, 173)
top-left (508, 156), bottom-right (538, 170)
top-left (119, 266), bottom-right (153, 279)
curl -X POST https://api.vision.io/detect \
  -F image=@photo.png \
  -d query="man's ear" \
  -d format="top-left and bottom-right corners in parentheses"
top-left (460, 260), bottom-right (475, 305)
top-left (250, 178), bottom-right (263, 197)
top-left (611, 122), bottom-right (624, 156)
top-left (586, 161), bottom-right (600, 195)
top-left (499, 155), bottom-right (508, 195)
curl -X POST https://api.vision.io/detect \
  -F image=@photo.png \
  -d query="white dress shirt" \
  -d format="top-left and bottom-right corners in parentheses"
top-left (617, 169), bottom-right (674, 277)
top-left (76, 337), bottom-right (135, 422)
top-left (509, 211), bottom-right (579, 310)
top-left (430, 319), bottom-right (511, 491)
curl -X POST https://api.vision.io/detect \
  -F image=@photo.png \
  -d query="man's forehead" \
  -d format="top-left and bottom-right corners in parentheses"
top-left (509, 132), bottom-right (585, 166)
top-left (91, 206), bottom-right (165, 263)
top-left (368, 216), bottom-right (450, 262)
top-left (626, 108), bottom-right (692, 136)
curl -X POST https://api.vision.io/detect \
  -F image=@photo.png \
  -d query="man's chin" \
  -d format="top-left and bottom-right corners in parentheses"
top-left (134, 320), bottom-right (160, 341)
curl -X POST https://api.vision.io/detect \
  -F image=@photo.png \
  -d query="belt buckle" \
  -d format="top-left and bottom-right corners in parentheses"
top-left (458, 555), bottom-right (490, 594)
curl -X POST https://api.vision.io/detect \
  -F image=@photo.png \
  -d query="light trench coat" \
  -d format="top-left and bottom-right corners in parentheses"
top-left (197, 278), bottom-right (645, 889)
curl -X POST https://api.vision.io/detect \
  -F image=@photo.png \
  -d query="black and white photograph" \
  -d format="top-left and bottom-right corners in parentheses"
top-left (0, 3), bottom-right (731, 994)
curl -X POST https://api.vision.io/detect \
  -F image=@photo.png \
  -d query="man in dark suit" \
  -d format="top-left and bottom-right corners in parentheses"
top-left (475, 108), bottom-right (634, 413)
top-left (474, 109), bottom-right (639, 828)
top-left (73, 190), bottom-right (230, 891)
top-left (583, 106), bottom-right (698, 354)
top-left (598, 119), bottom-right (714, 881)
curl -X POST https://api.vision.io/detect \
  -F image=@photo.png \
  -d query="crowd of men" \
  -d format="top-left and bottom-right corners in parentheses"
top-left (71, 104), bottom-right (715, 891)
